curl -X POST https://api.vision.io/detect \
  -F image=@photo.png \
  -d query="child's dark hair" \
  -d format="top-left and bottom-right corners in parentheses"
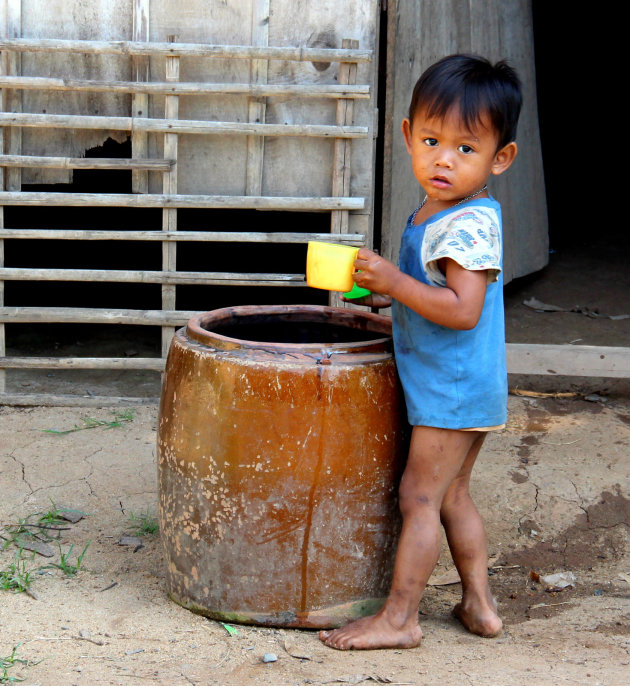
top-left (408, 54), bottom-right (522, 150)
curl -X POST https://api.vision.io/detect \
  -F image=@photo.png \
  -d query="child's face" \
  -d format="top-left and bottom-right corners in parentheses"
top-left (402, 105), bottom-right (516, 205)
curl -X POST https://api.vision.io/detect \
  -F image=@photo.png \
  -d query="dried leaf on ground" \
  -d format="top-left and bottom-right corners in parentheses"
top-left (13, 537), bottom-right (55, 558)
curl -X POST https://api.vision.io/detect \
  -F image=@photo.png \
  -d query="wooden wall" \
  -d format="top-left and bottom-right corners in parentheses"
top-left (381, 0), bottom-right (548, 283)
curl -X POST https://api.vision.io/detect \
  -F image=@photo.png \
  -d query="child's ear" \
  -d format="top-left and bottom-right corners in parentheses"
top-left (491, 142), bottom-right (518, 176)
top-left (401, 117), bottom-right (413, 154)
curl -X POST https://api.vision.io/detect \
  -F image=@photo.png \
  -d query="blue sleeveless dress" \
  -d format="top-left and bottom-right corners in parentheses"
top-left (392, 198), bottom-right (508, 429)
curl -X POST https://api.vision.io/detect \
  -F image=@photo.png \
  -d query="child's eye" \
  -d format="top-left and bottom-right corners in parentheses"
top-left (423, 138), bottom-right (438, 147)
top-left (458, 144), bottom-right (474, 154)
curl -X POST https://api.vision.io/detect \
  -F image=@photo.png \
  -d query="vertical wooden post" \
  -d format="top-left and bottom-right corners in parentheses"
top-left (4, 0), bottom-right (21, 192)
top-left (132, 0), bottom-right (150, 194)
top-left (329, 38), bottom-right (358, 307)
top-left (0, 2), bottom-right (21, 392)
top-left (161, 35), bottom-right (179, 358)
top-left (245, 0), bottom-right (270, 196)
top-left (0, 92), bottom-right (4, 395)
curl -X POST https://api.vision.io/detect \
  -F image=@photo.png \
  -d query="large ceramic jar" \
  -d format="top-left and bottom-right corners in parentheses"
top-left (158, 305), bottom-right (407, 628)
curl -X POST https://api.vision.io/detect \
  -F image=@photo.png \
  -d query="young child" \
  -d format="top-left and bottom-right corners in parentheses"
top-left (320, 54), bottom-right (521, 650)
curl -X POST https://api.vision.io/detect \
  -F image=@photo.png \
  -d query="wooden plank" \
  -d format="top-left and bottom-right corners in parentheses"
top-left (331, 39), bottom-right (359, 235)
top-left (0, 112), bottom-right (369, 138)
top-left (0, 38), bottom-right (373, 62)
top-left (0, 228), bottom-right (365, 244)
top-left (0, 306), bottom-right (195, 325)
top-left (0, 267), bottom-right (305, 286)
top-left (4, 0), bottom-right (22, 191)
top-left (330, 39), bottom-right (359, 309)
top-left (0, 155), bottom-right (173, 170)
top-left (0, 141), bottom-right (3, 395)
top-left (506, 344), bottom-right (630, 379)
top-left (0, 23), bottom-right (5, 394)
top-left (245, 0), bottom-right (270, 197)
top-left (0, 356), bottom-right (164, 371)
top-left (0, 76), bottom-right (370, 99)
top-left (0, 393), bottom-right (159, 407)
top-left (162, 35), bottom-right (179, 357)
top-left (0, 192), bottom-right (364, 210)
top-left (132, 0), bottom-right (150, 194)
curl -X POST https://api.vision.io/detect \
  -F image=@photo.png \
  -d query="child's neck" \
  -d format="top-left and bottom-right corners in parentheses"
top-left (414, 185), bottom-right (488, 225)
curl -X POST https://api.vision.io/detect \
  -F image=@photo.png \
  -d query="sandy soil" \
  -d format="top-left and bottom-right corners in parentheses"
top-left (1, 391), bottom-right (629, 686)
top-left (1, 234), bottom-right (629, 684)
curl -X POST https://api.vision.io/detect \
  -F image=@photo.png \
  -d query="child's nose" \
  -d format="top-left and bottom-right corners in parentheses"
top-left (435, 150), bottom-right (455, 168)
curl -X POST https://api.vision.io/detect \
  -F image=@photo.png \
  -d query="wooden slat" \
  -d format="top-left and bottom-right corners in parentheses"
top-left (0, 307), bottom-right (195, 325)
top-left (330, 39), bottom-right (359, 309)
top-left (0, 38), bottom-right (373, 62)
top-left (0, 228), bottom-right (365, 244)
top-left (0, 12), bottom-right (6, 393)
top-left (0, 192), bottom-right (364, 210)
top-left (0, 139), bottom-right (3, 395)
top-left (0, 356), bottom-right (164, 371)
top-left (331, 39), bottom-right (359, 236)
top-left (0, 76), bottom-right (370, 99)
top-left (0, 267), bottom-right (305, 286)
top-left (245, 0), bottom-right (270, 197)
top-left (4, 0), bottom-right (22, 192)
top-left (0, 112), bottom-right (369, 138)
top-left (132, 0), bottom-right (150, 194)
top-left (0, 393), bottom-right (159, 407)
top-left (162, 35), bottom-right (179, 357)
top-left (506, 344), bottom-right (630, 378)
top-left (0, 155), bottom-right (173, 170)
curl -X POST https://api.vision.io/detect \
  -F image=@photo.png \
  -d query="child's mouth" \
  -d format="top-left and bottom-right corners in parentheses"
top-left (430, 176), bottom-right (451, 189)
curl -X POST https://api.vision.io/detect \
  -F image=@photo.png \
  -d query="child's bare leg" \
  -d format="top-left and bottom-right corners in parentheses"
top-left (320, 427), bottom-right (483, 650)
top-left (440, 433), bottom-right (502, 637)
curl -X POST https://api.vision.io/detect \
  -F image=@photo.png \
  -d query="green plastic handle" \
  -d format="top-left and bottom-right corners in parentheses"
top-left (343, 282), bottom-right (371, 299)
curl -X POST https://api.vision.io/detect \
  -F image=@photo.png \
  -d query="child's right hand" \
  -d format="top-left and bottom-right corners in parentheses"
top-left (341, 293), bottom-right (392, 308)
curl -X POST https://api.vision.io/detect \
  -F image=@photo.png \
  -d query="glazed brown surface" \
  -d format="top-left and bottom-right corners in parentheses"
top-left (158, 306), bottom-right (408, 627)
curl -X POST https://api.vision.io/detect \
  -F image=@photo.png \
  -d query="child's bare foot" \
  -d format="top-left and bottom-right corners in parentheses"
top-left (452, 594), bottom-right (503, 637)
top-left (319, 613), bottom-right (423, 651)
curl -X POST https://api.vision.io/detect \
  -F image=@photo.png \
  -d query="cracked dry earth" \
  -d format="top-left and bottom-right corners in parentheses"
top-left (1, 394), bottom-right (629, 686)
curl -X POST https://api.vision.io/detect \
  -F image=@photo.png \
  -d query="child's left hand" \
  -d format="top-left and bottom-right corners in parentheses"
top-left (353, 249), bottom-right (401, 296)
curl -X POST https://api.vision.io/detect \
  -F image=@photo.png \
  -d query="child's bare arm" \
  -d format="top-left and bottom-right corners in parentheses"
top-left (353, 249), bottom-right (487, 330)
top-left (341, 293), bottom-right (392, 308)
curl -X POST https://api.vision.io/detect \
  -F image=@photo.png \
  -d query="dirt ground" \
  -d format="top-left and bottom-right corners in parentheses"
top-left (1, 241), bottom-right (629, 685)
top-left (1, 393), bottom-right (629, 686)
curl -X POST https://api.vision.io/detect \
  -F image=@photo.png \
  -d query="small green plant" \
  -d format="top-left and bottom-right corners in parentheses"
top-left (0, 643), bottom-right (28, 683)
top-left (43, 409), bottom-right (135, 435)
top-left (44, 542), bottom-right (90, 577)
top-left (128, 508), bottom-right (159, 536)
top-left (0, 550), bottom-right (33, 594)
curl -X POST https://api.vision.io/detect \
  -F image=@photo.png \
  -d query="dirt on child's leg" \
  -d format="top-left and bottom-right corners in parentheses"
top-left (320, 427), bottom-right (484, 651)
top-left (440, 433), bottom-right (503, 637)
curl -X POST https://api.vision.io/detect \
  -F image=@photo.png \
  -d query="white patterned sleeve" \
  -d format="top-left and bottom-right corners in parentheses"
top-left (421, 207), bottom-right (502, 287)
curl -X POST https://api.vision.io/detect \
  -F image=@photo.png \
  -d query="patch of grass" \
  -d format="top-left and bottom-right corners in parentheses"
top-left (0, 644), bottom-right (28, 683)
top-left (0, 550), bottom-right (34, 595)
top-left (44, 542), bottom-right (90, 577)
top-left (128, 508), bottom-right (159, 536)
top-left (43, 409), bottom-right (135, 435)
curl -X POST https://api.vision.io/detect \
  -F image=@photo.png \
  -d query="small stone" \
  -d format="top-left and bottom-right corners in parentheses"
top-left (117, 536), bottom-right (143, 547)
top-left (262, 653), bottom-right (278, 663)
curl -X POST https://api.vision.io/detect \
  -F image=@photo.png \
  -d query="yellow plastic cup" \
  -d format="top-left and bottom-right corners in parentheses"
top-left (306, 242), bottom-right (359, 292)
